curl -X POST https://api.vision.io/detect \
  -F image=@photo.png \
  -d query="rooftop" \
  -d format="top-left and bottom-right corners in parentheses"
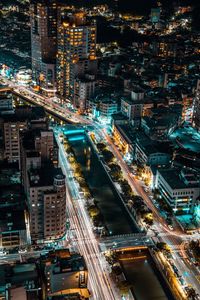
top-left (22, 128), bottom-right (53, 151)
top-left (136, 132), bottom-right (173, 155)
top-left (158, 168), bottom-right (199, 189)
top-left (28, 164), bottom-right (64, 187)
top-left (112, 112), bottom-right (129, 121)
top-left (0, 263), bottom-right (39, 293)
top-left (170, 126), bottom-right (200, 154)
top-left (41, 249), bottom-right (88, 298)
top-left (0, 163), bottom-right (20, 187)
top-left (1, 106), bottom-right (46, 123)
top-left (115, 123), bottom-right (136, 144)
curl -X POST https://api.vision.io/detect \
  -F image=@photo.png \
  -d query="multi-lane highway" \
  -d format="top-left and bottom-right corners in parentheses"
top-left (1, 75), bottom-right (200, 296)
top-left (54, 128), bottom-right (122, 300)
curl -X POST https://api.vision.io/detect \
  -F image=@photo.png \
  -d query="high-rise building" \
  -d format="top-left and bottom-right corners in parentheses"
top-left (155, 168), bottom-right (200, 214)
top-left (121, 97), bottom-right (143, 128)
top-left (57, 12), bottom-right (97, 105)
top-left (0, 263), bottom-right (41, 300)
top-left (74, 74), bottom-right (96, 112)
top-left (2, 115), bottom-right (27, 163)
top-left (21, 128), bottom-right (66, 242)
top-left (0, 106), bottom-right (47, 164)
top-left (192, 79), bottom-right (200, 132)
top-left (30, 0), bottom-right (59, 90)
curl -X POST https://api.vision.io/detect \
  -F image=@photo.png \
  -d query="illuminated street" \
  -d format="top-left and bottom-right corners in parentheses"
top-left (54, 128), bottom-right (122, 300)
top-left (0, 2), bottom-right (200, 298)
top-left (1, 73), bottom-right (200, 296)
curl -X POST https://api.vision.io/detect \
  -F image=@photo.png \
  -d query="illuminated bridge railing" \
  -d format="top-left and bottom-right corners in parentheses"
top-left (63, 128), bottom-right (85, 135)
top-left (115, 245), bottom-right (148, 252)
top-left (102, 232), bottom-right (147, 243)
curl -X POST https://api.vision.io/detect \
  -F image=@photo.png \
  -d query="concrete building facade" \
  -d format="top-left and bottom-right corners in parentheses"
top-left (57, 13), bottom-right (97, 103)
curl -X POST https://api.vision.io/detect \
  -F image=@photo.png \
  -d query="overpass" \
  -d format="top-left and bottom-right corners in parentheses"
top-left (12, 89), bottom-right (73, 123)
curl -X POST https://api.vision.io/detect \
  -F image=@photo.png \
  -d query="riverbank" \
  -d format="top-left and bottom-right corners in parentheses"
top-left (65, 130), bottom-right (138, 235)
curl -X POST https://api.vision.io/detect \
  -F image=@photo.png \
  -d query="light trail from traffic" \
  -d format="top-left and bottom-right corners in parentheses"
top-left (54, 128), bottom-right (121, 300)
top-left (1, 74), bottom-right (199, 296)
top-left (99, 128), bottom-right (200, 293)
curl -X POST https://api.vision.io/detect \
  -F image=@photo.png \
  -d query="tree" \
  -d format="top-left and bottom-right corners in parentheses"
top-left (120, 179), bottom-right (133, 197)
top-left (84, 189), bottom-right (91, 200)
top-left (78, 178), bottom-right (88, 189)
top-left (143, 213), bottom-right (154, 226)
top-left (189, 240), bottom-right (200, 263)
top-left (127, 199), bottom-right (134, 210)
top-left (186, 287), bottom-right (198, 300)
top-left (68, 155), bottom-right (75, 164)
top-left (156, 242), bottom-right (171, 253)
top-left (65, 145), bottom-right (73, 154)
top-left (96, 142), bottom-right (107, 152)
top-left (112, 264), bottom-right (122, 276)
top-left (102, 149), bottom-right (115, 164)
top-left (109, 163), bottom-right (121, 173)
top-left (117, 280), bottom-right (132, 296)
top-left (88, 205), bottom-right (100, 219)
top-left (109, 163), bottom-right (122, 180)
top-left (136, 165), bottom-right (144, 177)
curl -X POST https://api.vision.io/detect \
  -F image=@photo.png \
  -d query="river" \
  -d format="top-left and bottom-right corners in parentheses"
top-left (67, 132), bottom-right (138, 235)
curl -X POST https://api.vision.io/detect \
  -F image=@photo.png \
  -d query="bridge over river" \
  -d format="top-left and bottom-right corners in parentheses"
top-left (99, 232), bottom-right (154, 251)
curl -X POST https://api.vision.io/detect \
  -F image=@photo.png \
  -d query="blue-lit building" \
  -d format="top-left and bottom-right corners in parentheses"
top-left (150, 8), bottom-right (161, 24)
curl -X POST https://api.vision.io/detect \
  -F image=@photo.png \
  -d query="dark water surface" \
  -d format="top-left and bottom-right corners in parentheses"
top-left (69, 134), bottom-right (138, 235)
top-left (120, 252), bottom-right (174, 300)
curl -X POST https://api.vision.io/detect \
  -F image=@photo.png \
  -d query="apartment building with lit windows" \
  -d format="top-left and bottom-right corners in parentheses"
top-left (3, 116), bottom-right (27, 163)
top-left (57, 12), bottom-right (97, 105)
top-left (0, 185), bottom-right (29, 250)
top-left (74, 75), bottom-right (96, 112)
top-left (30, 0), bottom-right (59, 89)
top-left (21, 128), bottom-right (66, 242)
top-left (28, 170), bottom-right (66, 242)
top-left (0, 106), bottom-right (47, 164)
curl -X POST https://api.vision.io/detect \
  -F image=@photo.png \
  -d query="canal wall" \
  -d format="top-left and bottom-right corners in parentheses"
top-left (149, 248), bottom-right (185, 300)
top-left (87, 133), bottom-right (141, 233)
top-left (68, 131), bottom-right (137, 235)
top-left (118, 247), bottom-right (176, 300)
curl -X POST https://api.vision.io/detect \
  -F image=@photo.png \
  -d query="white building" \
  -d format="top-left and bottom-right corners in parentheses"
top-left (155, 168), bottom-right (200, 214)
top-left (74, 75), bottom-right (96, 112)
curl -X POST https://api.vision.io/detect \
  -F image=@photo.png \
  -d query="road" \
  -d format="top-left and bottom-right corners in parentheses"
top-left (100, 129), bottom-right (200, 293)
top-left (0, 75), bottom-right (88, 124)
top-left (1, 75), bottom-right (200, 295)
top-left (54, 128), bottom-right (122, 300)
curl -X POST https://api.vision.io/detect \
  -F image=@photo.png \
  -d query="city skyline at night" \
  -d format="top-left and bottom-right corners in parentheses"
top-left (0, 1), bottom-right (200, 300)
